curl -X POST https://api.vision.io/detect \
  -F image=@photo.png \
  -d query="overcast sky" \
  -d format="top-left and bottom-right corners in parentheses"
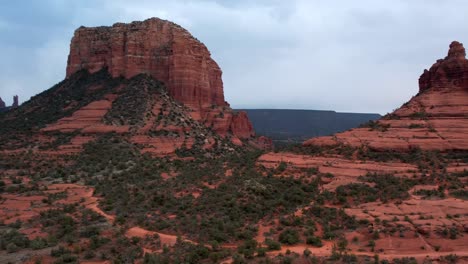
top-left (1, 1), bottom-right (467, 114)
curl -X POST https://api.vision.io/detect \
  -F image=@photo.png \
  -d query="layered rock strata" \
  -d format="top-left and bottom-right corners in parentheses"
top-left (305, 41), bottom-right (468, 151)
top-left (66, 18), bottom-right (255, 140)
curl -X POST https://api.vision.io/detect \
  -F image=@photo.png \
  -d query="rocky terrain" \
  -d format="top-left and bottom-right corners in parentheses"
top-left (0, 17), bottom-right (278, 264)
top-left (305, 41), bottom-right (468, 152)
top-left (0, 18), bottom-right (264, 157)
top-left (1, 17), bottom-right (468, 263)
top-left (256, 42), bottom-right (468, 263)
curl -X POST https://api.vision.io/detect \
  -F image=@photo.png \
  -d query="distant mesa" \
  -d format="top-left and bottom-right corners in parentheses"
top-left (305, 41), bottom-right (468, 151)
top-left (240, 109), bottom-right (380, 144)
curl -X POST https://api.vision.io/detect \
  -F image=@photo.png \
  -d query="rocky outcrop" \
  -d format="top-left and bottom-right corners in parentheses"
top-left (65, 17), bottom-right (255, 140)
top-left (419, 41), bottom-right (468, 92)
top-left (230, 111), bottom-right (255, 139)
top-left (251, 136), bottom-right (273, 150)
top-left (305, 41), bottom-right (468, 151)
top-left (0, 96), bottom-right (19, 111)
top-left (12, 95), bottom-right (18, 108)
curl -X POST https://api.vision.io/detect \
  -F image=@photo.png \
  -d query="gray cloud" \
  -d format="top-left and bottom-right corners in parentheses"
top-left (1, 0), bottom-right (467, 114)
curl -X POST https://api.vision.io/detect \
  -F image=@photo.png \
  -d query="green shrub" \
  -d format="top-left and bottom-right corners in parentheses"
top-left (30, 237), bottom-right (48, 250)
top-left (0, 229), bottom-right (29, 250)
top-left (306, 236), bottom-right (322, 247)
top-left (265, 239), bottom-right (281, 250)
top-left (279, 229), bottom-right (300, 245)
top-left (450, 189), bottom-right (468, 200)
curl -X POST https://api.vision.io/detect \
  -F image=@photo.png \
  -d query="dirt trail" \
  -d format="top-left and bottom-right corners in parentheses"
top-left (65, 184), bottom-right (196, 250)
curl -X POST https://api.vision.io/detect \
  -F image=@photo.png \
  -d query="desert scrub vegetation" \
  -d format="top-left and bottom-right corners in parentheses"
top-left (0, 69), bottom-right (123, 148)
top-left (303, 206), bottom-right (359, 240)
top-left (408, 123), bottom-right (425, 129)
top-left (38, 131), bottom-right (79, 150)
top-left (60, 134), bottom-right (322, 244)
top-left (414, 188), bottom-right (446, 199)
top-left (325, 172), bottom-right (418, 206)
top-left (450, 189), bottom-right (468, 200)
top-left (334, 183), bottom-right (378, 204)
top-left (358, 173), bottom-right (416, 202)
top-left (143, 241), bottom-right (219, 263)
top-left (409, 111), bottom-right (428, 120)
top-left (359, 120), bottom-right (390, 132)
top-left (0, 229), bottom-right (31, 253)
top-left (103, 74), bottom-right (165, 126)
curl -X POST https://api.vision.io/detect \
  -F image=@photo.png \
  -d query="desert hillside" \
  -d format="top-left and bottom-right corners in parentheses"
top-left (0, 18), bottom-right (467, 264)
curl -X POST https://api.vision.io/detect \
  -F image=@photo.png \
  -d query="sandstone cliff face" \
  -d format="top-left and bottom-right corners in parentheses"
top-left (65, 18), bottom-right (255, 140)
top-left (304, 41), bottom-right (468, 151)
top-left (230, 111), bottom-right (255, 139)
top-left (419, 41), bottom-right (468, 92)
top-left (67, 18), bottom-right (224, 108)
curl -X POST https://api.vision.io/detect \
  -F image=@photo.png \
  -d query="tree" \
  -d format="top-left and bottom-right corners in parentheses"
top-left (265, 239), bottom-right (281, 250)
top-left (306, 236), bottom-right (322, 247)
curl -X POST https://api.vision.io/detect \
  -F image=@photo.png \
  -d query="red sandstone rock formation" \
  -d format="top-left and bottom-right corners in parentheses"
top-left (12, 95), bottom-right (18, 108)
top-left (230, 111), bottom-right (255, 139)
top-left (419, 41), bottom-right (468, 92)
top-left (0, 96), bottom-right (18, 110)
top-left (65, 17), bottom-right (255, 140)
top-left (304, 41), bottom-right (468, 151)
top-left (41, 98), bottom-right (128, 134)
top-left (67, 18), bottom-right (224, 108)
top-left (252, 136), bottom-right (274, 150)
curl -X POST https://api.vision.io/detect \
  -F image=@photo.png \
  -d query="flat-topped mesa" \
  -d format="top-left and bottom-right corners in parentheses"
top-left (419, 41), bottom-right (468, 92)
top-left (66, 18), bottom-right (225, 109)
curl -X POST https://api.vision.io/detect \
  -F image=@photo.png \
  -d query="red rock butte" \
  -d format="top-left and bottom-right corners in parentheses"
top-left (304, 41), bottom-right (468, 151)
top-left (419, 41), bottom-right (468, 92)
top-left (66, 18), bottom-right (225, 109)
top-left (65, 17), bottom-right (256, 140)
